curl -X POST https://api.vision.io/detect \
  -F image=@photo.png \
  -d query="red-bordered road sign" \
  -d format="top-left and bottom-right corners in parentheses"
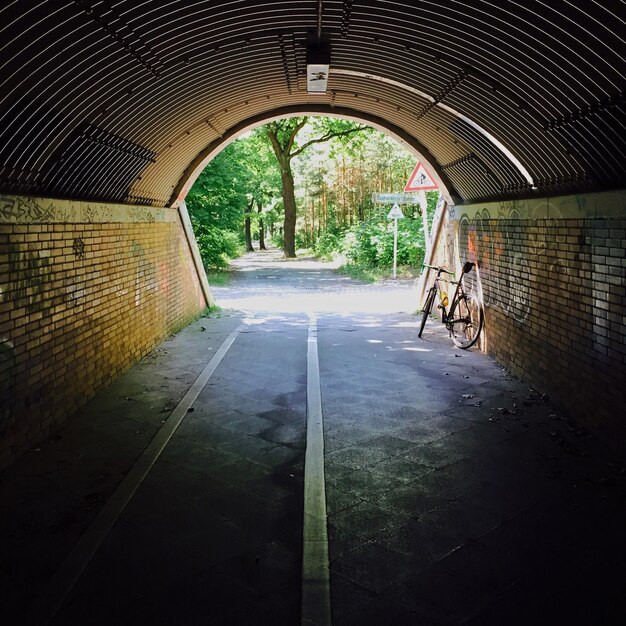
top-left (404, 162), bottom-right (438, 191)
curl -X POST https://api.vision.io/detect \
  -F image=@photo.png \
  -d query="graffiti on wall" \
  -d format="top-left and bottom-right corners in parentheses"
top-left (457, 201), bottom-right (580, 325)
top-left (1, 242), bottom-right (85, 313)
top-left (458, 206), bottom-right (531, 324)
top-left (0, 194), bottom-right (174, 224)
top-left (0, 196), bottom-right (67, 222)
top-left (3, 244), bottom-right (54, 313)
top-left (131, 241), bottom-right (158, 307)
top-left (82, 203), bottom-right (114, 222)
top-left (73, 237), bottom-right (86, 259)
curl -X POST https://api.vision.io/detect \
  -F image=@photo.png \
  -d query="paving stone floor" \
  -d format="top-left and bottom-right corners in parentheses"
top-left (1, 250), bottom-right (625, 625)
top-left (318, 314), bottom-right (626, 626)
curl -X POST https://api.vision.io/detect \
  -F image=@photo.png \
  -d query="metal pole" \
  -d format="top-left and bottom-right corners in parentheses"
top-left (420, 190), bottom-right (430, 254)
top-left (317, 0), bottom-right (323, 40)
top-left (393, 217), bottom-right (398, 279)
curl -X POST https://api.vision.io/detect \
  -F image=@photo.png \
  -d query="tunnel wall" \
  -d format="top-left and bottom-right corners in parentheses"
top-left (447, 190), bottom-right (626, 436)
top-left (0, 195), bottom-right (207, 469)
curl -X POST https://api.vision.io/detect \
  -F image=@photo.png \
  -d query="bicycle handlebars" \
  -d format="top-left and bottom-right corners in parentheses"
top-left (423, 263), bottom-right (454, 275)
top-left (423, 262), bottom-right (476, 275)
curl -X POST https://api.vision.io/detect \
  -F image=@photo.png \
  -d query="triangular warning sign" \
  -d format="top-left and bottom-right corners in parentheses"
top-left (404, 162), bottom-right (438, 191)
top-left (387, 203), bottom-right (404, 219)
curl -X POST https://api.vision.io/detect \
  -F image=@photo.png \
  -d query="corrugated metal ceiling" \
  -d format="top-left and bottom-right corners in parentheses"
top-left (0, 0), bottom-right (624, 206)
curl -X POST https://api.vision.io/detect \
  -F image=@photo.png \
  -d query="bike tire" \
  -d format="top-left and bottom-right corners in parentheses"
top-left (418, 289), bottom-right (436, 338)
top-left (449, 293), bottom-right (484, 349)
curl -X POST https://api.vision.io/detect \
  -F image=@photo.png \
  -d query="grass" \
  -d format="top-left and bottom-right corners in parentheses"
top-left (335, 263), bottom-right (417, 283)
top-left (202, 304), bottom-right (223, 319)
top-left (205, 269), bottom-right (232, 286)
top-left (336, 263), bottom-right (379, 283)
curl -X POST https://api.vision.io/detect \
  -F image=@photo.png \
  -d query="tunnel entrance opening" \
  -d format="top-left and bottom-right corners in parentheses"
top-left (180, 112), bottom-right (449, 314)
top-left (1, 3), bottom-right (626, 624)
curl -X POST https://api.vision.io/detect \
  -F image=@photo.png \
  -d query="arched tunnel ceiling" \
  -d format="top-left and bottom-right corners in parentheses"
top-left (0, 1), bottom-right (625, 207)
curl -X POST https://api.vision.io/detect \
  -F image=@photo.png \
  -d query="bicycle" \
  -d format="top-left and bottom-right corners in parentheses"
top-left (418, 262), bottom-right (484, 349)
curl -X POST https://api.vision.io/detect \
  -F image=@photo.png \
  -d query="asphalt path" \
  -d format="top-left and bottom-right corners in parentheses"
top-left (210, 247), bottom-right (421, 315)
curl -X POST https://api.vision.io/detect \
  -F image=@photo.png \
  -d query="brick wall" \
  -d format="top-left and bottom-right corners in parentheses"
top-left (0, 195), bottom-right (208, 469)
top-left (450, 191), bottom-right (626, 436)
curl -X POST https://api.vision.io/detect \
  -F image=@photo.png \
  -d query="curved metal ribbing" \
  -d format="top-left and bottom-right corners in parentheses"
top-left (0, 0), bottom-right (624, 206)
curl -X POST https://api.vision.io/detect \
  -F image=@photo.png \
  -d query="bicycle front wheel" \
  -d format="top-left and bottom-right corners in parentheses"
top-left (448, 293), bottom-right (483, 349)
top-left (418, 289), bottom-right (436, 338)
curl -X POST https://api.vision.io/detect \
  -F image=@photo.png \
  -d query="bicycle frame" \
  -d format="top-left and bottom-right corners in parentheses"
top-left (419, 261), bottom-right (483, 349)
top-left (427, 267), bottom-right (466, 327)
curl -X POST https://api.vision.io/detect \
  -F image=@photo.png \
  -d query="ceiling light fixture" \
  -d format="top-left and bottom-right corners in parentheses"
top-left (307, 0), bottom-right (330, 94)
top-left (307, 39), bottom-right (330, 94)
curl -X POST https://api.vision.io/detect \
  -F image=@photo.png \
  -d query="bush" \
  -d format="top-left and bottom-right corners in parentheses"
top-left (314, 229), bottom-right (345, 259)
top-left (295, 231), bottom-right (312, 250)
top-left (270, 233), bottom-right (284, 249)
top-left (192, 222), bottom-right (243, 270)
top-left (340, 216), bottom-right (425, 268)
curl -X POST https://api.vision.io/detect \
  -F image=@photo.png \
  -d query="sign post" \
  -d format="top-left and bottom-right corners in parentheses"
top-left (404, 161), bottom-right (439, 265)
top-left (387, 203), bottom-right (405, 279)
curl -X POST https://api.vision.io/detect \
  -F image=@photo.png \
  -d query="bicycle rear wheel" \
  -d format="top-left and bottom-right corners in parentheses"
top-left (418, 289), bottom-right (436, 338)
top-left (449, 293), bottom-right (483, 349)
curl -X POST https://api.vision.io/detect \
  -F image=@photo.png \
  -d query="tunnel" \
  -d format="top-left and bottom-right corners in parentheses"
top-left (1, 1), bottom-right (625, 624)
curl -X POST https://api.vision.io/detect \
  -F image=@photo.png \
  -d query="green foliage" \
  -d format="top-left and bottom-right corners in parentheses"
top-left (264, 117), bottom-right (308, 154)
top-left (263, 207), bottom-right (282, 232)
top-left (186, 113), bottom-right (441, 275)
top-left (186, 131), bottom-right (281, 268)
top-left (313, 192), bottom-right (439, 273)
top-left (340, 213), bottom-right (425, 268)
top-left (265, 117), bottom-right (367, 162)
top-left (270, 233), bottom-right (285, 249)
top-left (186, 144), bottom-right (249, 231)
top-left (315, 229), bottom-right (344, 260)
top-left (204, 270), bottom-right (232, 286)
top-left (193, 221), bottom-right (242, 270)
top-left (335, 263), bottom-right (384, 284)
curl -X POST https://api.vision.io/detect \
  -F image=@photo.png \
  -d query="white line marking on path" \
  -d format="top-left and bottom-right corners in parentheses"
top-left (25, 319), bottom-right (249, 626)
top-left (302, 313), bottom-right (332, 626)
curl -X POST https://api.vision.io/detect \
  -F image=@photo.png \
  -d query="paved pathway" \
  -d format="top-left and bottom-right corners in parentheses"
top-left (210, 248), bottom-right (420, 314)
top-left (1, 249), bottom-right (625, 625)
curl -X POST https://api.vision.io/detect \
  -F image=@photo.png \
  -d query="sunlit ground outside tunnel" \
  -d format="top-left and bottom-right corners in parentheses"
top-left (210, 247), bottom-right (423, 315)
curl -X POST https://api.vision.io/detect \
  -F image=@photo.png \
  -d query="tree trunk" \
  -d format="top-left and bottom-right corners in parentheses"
top-left (244, 199), bottom-right (254, 252)
top-left (322, 183), bottom-right (327, 233)
top-left (265, 117), bottom-right (366, 258)
top-left (257, 200), bottom-right (267, 250)
top-left (282, 167), bottom-right (297, 258)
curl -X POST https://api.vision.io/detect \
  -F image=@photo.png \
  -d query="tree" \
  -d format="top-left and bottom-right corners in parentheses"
top-left (265, 117), bottom-right (367, 258)
top-left (240, 129), bottom-right (281, 252)
top-left (187, 131), bottom-right (281, 265)
top-left (244, 197), bottom-right (255, 252)
top-left (185, 143), bottom-right (250, 269)
top-left (257, 198), bottom-right (267, 250)
top-left (186, 116), bottom-right (433, 274)
top-left (186, 143), bottom-right (249, 232)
